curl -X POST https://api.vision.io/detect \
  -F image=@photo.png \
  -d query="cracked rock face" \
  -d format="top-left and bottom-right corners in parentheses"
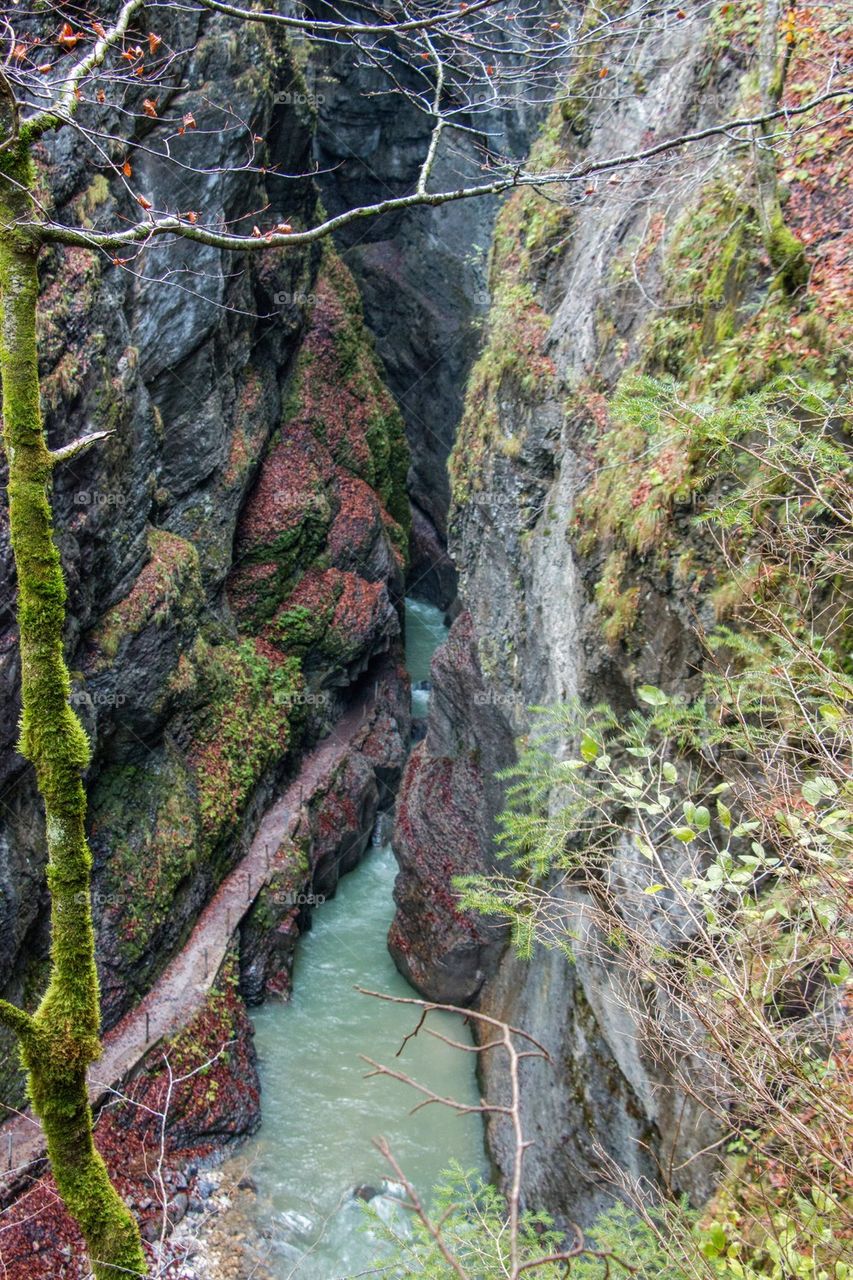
top-left (389, 8), bottom-right (734, 1224)
top-left (0, 14), bottom-right (412, 1110)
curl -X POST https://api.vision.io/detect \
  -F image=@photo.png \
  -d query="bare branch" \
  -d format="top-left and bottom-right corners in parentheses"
top-left (361, 1055), bottom-right (501, 1115)
top-left (23, 0), bottom-right (147, 139)
top-left (34, 175), bottom-right (518, 251)
top-left (362, 996), bottom-right (635, 1279)
top-left (197, 0), bottom-right (505, 37)
top-left (49, 430), bottom-right (114, 466)
top-left (415, 28), bottom-right (445, 195)
top-left (356, 985), bottom-right (552, 1056)
top-left (0, 69), bottom-right (19, 153)
top-left (374, 1136), bottom-right (472, 1280)
top-left (29, 90), bottom-right (850, 253)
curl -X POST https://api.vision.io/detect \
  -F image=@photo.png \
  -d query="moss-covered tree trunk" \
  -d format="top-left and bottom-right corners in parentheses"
top-left (0, 92), bottom-right (147, 1279)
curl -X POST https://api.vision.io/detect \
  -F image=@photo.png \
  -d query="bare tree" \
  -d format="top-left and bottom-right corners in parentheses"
top-left (360, 988), bottom-right (637, 1279)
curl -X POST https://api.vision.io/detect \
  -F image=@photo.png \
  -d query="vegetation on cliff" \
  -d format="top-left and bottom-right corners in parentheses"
top-left (0, 0), bottom-right (849, 1273)
top-left (430, 1), bottom-right (851, 1276)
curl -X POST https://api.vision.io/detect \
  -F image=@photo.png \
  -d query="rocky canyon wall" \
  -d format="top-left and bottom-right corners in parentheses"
top-left (0, 9), bottom-right (412, 1111)
top-left (390, 0), bottom-right (848, 1224)
top-left (309, 25), bottom-right (549, 607)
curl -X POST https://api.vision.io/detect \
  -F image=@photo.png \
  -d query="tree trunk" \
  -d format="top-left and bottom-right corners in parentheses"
top-left (0, 115), bottom-right (148, 1278)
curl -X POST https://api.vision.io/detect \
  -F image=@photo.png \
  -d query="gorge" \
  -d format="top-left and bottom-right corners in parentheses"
top-left (0, 1), bottom-right (849, 1277)
top-left (199, 601), bottom-right (486, 1280)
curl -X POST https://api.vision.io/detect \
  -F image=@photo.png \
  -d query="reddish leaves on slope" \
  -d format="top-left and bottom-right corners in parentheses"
top-left (233, 425), bottom-right (331, 562)
top-left (773, 5), bottom-right (851, 337)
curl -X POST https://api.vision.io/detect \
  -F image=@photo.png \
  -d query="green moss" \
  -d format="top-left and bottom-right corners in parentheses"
top-left (707, 0), bottom-right (761, 61)
top-left (227, 463), bottom-right (331, 630)
top-left (557, 1), bottom-right (621, 139)
top-left (575, 377), bottom-right (699, 558)
top-left (245, 493), bottom-right (330, 573)
top-left (70, 174), bottom-right (111, 227)
top-left (270, 602), bottom-right (327, 658)
top-left (450, 258), bottom-right (560, 504)
top-left (764, 211), bottom-right (809, 292)
top-left (320, 251), bottom-right (411, 533)
top-left (569, 133), bottom-right (843, 648)
top-left (708, 559), bottom-right (767, 622)
top-left (268, 569), bottom-right (382, 668)
top-left (248, 840), bottom-right (310, 931)
top-left (36, 244), bottom-right (103, 372)
top-left (91, 627), bottom-right (303, 967)
top-left (92, 747), bottom-right (200, 965)
top-left (0, 129), bottom-right (146, 1275)
top-left (645, 170), bottom-right (830, 396)
top-left (89, 528), bottom-right (203, 662)
top-left (594, 550), bottom-right (642, 645)
top-left (639, 178), bottom-right (762, 385)
top-left (266, 247), bottom-right (410, 553)
top-left (188, 639), bottom-right (301, 846)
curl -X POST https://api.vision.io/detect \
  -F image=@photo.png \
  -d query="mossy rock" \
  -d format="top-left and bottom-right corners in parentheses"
top-left (92, 745), bottom-right (200, 966)
top-left (187, 638), bottom-right (302, 847)
top-left (87, 528), bottom-right (203, 665)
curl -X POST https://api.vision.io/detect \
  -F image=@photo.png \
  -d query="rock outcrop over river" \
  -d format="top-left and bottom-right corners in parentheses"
top-left (0, 9), bottom-right (411, 1112)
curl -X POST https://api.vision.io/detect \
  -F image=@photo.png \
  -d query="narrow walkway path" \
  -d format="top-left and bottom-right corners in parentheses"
top-left (0, 692), bottom-right (374, 1199)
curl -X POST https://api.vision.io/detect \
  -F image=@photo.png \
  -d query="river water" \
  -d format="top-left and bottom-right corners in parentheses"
top-left (236, 600), bottom-right (486, 1278)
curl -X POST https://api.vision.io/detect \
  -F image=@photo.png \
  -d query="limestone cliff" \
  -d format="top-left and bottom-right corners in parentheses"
top-left (390, 0), bottom-right (848, 1222)
top-left (0, 12), bottom-right (411, 1110)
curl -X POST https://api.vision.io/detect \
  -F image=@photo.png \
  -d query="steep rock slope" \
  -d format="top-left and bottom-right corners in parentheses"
top-left (391, 1), bottom-right (849, 1222)
top-left (310, 35), bottom-right (546, 606)
top-left (0, 12), bottom-right (410, 1110)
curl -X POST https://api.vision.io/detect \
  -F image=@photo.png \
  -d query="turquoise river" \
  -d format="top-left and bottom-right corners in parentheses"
top-left (234, 600), bottom-right (487, 1278)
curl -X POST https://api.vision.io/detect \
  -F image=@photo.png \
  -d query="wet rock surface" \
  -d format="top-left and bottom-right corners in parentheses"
top-left (389, 613), bottom-right (513, 1003)
top-left (0, 16), bottom-right (410, 1115)
top-left (389, 8), bottom-right (736, 1223)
